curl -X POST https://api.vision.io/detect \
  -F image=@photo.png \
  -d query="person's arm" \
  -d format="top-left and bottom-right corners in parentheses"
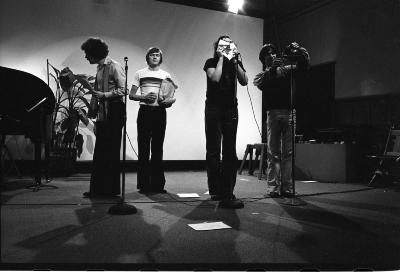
top-left (128, 85), bottom-right (157, 103)
top-left (237, 63), bottom-right (248, 86)
top-left (206, 47), bottom-right (224, 83)
top-left (159, 98), bottom-right (176, 108)
top-left (253, 71), bottom-right (266, 91)
top-left (128, 85), bottom-right (140, 101)
top-left (94, 63), bottom-right (126, 99)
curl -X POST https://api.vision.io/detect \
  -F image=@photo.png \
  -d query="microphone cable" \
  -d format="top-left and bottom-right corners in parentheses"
top-left (245, 84), bottom-right (262, 139)
top-left (236, 54), bottom-right (262, 139)
top-left (126, 131), bottom-right (138, 159)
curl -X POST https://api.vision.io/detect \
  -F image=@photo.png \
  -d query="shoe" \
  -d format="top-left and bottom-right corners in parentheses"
top-left (281, 191), bottom-right (295, 198)
top-left (264, 191), bottom-right (280, 198)
top-left (218, 196), bottom-right (244, 209)
top-left (83, 192), bottom-right (91, 198)
top-left (210, 195), bottom-right (223, 201)
top-left (138, 189), bottom-right (152, 194)
top-left (138, 189), bottom-right (167, 194)
top-left (265, 185), bottom-right (281, 198)
top-left (268, 191), bottom-right (281, 198)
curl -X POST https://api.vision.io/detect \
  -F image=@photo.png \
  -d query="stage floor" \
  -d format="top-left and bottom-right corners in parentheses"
top-left (1, 171), bottom-right (400, 271)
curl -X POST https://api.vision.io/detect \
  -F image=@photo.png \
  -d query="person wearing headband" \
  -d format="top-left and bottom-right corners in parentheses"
top-left (129, 47), bottom-right (177, 194)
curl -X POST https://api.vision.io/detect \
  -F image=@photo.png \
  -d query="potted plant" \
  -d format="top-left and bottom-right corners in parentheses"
top-left (48, 65), bottom-right (95, 175)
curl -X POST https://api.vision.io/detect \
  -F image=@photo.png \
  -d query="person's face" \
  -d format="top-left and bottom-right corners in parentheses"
top-left (264, 50), bottom-right (276, 67)
top-left (148, 52), bottom-right (161, 67)
top-left (85, 52), bottom-right (98, 64)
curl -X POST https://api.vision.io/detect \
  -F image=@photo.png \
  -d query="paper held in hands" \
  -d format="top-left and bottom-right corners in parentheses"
top-left (158, 77), bottom-right (178, 103)
top-left (218, 39), bottom-right (238, 60)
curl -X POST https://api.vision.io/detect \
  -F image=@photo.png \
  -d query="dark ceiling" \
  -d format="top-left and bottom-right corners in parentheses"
top-left (156, 0), bottom-right (337, 20)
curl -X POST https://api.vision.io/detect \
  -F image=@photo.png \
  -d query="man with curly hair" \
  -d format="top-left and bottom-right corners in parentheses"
top-left (81, 37), bottom-right (126, 198)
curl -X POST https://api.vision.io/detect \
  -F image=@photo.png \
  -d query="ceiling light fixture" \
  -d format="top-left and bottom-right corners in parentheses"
top-left (227, 0), bottom-right (244, 14)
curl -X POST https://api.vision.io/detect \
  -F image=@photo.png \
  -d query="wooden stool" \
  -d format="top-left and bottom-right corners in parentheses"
top-left (238, 143), bottom-right (267, 179)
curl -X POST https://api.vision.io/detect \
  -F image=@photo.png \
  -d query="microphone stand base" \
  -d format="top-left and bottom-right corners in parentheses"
top-left (108, 202), bottom-right (137, 215)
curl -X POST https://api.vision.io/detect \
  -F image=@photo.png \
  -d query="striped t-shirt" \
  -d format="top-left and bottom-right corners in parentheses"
top-left (132, 67), bottom-right (171, 106)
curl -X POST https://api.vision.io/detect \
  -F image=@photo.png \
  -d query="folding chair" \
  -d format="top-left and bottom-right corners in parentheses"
top-left (238, 143), bottom-right (267, 179)
top-left (367, 126), bottom-right (400, 186)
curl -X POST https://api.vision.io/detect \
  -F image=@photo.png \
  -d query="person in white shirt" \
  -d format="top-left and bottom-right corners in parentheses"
top-left (129, 47), bottom-right (176, 194)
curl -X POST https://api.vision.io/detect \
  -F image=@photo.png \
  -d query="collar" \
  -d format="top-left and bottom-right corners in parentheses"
top-left (97, 57), bottom-right (111, 70)
top-left (148, 65), bottom-right (160, 71)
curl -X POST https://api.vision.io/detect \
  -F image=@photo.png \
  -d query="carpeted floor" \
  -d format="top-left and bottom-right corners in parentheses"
top-left (1, 171), bottom-right (400, 271)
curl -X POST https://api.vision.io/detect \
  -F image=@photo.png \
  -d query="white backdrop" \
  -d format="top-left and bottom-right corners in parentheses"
top-left (0, 0), bottom-right (263, 160)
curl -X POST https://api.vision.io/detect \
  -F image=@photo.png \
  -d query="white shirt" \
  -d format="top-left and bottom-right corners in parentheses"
top-left (132, 67), bottom-right (171, 106)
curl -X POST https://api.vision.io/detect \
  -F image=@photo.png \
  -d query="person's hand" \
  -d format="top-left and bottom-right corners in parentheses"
top-left (92, 90), bottom-right (105, 99)
top-left (216, 46), bottom-right (224, 58)
top-left (142, 92), bottom-right (157, 104)
top-left (272, 58), bottom-right (282, 67)
top-left (159, 98), bottom-right (176, 108)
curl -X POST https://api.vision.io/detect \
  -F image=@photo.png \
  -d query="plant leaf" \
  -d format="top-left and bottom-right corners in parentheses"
top-left (77, 95), bottom-right (91, 109)
top-left (75, 134), bottom-right (84, 157)
top-left (77, 108), bottom-right (89, 126)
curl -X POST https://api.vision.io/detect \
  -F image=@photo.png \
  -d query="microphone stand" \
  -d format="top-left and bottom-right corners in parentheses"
top-left (281, 57), bottom-right (306, 206)
top-left (218, 53), bottom-right (244, 209)
top-left (108, 57), bottom-right (137, 215)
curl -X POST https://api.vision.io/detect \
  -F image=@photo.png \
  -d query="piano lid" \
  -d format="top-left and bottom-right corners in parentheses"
top-left (0, 66), bottom-right (55, 118)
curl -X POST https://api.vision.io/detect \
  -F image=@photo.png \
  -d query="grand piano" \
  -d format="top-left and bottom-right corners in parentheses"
top-left (0, 66), bottom-right (55, 190)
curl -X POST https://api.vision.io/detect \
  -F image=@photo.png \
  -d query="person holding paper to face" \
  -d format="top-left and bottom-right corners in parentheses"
top-left (203, 35), bottom-right (248, 209)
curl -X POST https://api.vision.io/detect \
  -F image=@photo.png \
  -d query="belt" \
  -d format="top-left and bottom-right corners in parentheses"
top-left (139, 105), bottom-right (165, 111)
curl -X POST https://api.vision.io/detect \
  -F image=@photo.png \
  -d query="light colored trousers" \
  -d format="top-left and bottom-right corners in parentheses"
top-left (266, 109), bottom-right (294, 192)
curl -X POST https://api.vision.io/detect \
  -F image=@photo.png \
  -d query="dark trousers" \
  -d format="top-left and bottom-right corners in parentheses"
top-left (137, 105), bottom-right (166, 191)
top-left (90, 102), bottom-right (123, 196)
top-left (205, 104), bottom-right (238, 198)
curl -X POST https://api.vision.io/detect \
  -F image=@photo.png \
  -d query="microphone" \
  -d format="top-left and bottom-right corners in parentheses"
top-left (124, 57), bottom-right (128, 71)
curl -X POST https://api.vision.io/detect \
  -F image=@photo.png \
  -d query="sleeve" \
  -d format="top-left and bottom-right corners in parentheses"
top-left (203, 58), bottom-right (216, 72)
top-left (105, 62), bottom-right (126, 98)
top-left (253, 71), bottom-right (266, 90)
top-left (132, 70), bottom-right (140, 88)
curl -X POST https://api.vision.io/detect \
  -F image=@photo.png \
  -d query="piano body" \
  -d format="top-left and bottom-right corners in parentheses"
top-left (0, 66), bottom-right (55, 189)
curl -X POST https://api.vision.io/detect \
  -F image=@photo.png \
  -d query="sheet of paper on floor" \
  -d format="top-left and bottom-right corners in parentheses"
top-left (177, 193), bottom-right (200, 198)
top-left (188, 222), bottom-right (231, 231)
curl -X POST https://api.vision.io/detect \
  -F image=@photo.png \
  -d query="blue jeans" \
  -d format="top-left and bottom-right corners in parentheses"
top-left (266, 109), bottom-right (294, 192)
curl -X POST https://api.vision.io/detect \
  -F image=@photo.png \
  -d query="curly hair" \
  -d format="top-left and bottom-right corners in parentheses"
top-left (81, 37), bottom-right (109, 61)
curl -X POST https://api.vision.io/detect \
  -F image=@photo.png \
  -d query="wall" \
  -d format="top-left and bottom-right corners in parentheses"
top-left (0, 0), bottom-right (263, 161)
top-left (265, 0), bottom-right (400, 99)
